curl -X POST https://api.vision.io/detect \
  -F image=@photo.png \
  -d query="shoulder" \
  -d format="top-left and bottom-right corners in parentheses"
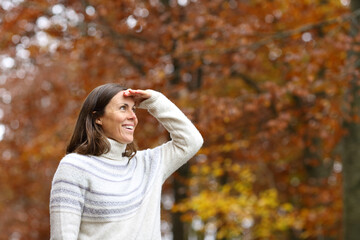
top-left (54, 153), bottom-right (91, 179)
top-left (135, 147), bottom-right (163, 172)
top-left (137, 147), bottom-right (162, 161)
top-left (52, 153), bottom-right (93, 190)
top-left (58, 153), bottom-right (93, 169)
top-left (61, 153), bottom-right (90, 163)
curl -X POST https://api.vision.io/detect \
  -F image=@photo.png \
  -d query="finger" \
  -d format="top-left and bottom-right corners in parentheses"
top-left (129, 89), bottom-right (145, 95)
top-left (132, 89), bottom-right (151, 98)
top-left (123, 89), bottom-right (137, 97)
top-left (123, 89), bottom-right (151, 101)
top-left (125, 89), bottom-right (146, 97)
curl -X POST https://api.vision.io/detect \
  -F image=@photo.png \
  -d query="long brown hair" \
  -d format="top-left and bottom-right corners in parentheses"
top-left (66, 83), bottom-right (137, 158)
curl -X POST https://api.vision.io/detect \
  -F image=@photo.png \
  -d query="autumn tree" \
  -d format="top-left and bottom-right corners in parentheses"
top-left (0, 0), bottom-right (356, 239)
top-left (172, 1), bottom-right (349, 239)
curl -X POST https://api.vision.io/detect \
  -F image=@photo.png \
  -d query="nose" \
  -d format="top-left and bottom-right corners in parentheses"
top-left (127, 109), bottom-right (137, 119)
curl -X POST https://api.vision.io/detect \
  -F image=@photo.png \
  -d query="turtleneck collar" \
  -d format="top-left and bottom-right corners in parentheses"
top-left (100, 138), bottom-right (127, 161)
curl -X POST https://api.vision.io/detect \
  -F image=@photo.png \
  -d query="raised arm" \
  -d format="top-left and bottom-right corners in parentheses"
top-left (135, 90), bottom-right (203, 181)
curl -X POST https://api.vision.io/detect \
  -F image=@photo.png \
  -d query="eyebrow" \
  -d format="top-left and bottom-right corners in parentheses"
top-left (120, 103), bottom-right (136, 108)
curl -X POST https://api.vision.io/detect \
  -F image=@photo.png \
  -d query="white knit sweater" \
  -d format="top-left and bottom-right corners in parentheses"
top-left (49, 90), bottom-right (203, 240)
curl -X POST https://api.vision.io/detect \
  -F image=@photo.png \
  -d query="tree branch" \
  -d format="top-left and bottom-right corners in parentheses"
top-left (178, 9), bottom-right (360, 58)
top-left (246, 8), bottom-right (360, 51)
top-left (81, 0), bottom-right (147, 76)
top-left (231, 71), bottom-right (262, 94)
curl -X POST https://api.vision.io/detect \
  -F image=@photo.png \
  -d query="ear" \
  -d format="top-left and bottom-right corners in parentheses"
top-left (95, 118), bottom-right (102, 125)
top-left (93, 111), bottom-right (102, 125)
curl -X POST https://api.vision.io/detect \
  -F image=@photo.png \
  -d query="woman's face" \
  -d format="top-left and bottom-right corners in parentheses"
top-left (96, 91), bottom-right (138, 144)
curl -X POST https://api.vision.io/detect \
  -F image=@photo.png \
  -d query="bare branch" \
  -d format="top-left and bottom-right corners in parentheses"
top-left (231, 71), bottom-right (262, 94)
top-left (178, 9), bottom-right (360, 58)
top-left (247, 8), bottom-right (360, 51)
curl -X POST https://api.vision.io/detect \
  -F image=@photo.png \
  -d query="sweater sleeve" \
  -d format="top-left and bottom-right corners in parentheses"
top-left (138, 90), bottom-right (203, 181)
top-left (50, 212), bottom-right (81, 240)
top-left (49, 155), bottom-right (86, 239)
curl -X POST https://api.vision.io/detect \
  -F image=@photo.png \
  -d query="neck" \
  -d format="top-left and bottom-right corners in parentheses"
top-left (100, 138), bottom-right (127, 160)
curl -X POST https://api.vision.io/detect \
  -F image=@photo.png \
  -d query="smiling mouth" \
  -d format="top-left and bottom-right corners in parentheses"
top-left (123, 125), bottom-right (134, 130)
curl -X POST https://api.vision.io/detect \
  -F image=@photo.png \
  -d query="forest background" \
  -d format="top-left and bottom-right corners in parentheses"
top-left (1, 0), bottom-right (360, 239)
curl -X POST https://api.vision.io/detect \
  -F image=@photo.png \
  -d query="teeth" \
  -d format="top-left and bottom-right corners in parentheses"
top-left (124, 126), bottom-right (134, 130)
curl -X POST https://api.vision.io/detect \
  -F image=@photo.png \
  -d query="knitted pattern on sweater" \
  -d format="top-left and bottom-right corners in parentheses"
top-left (50, 145), bottom-right (161, 222)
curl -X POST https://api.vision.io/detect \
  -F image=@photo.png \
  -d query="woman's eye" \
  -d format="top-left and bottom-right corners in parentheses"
top-left (120, 106), bottom-right (126, 111)
top-left (132, 107), bottom-right (136, 113)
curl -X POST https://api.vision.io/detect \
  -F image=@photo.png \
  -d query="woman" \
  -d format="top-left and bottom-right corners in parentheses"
top-left (49, 83), bottom-right (203, 239)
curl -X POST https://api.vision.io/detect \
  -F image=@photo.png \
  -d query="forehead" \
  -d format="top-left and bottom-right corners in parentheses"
top-left (108, 90), bottom-right (135, 106)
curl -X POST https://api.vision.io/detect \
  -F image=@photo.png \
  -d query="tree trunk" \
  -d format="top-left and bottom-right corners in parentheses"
top-left (171, 165), bottom-right (190, 240)
top-left (342, 1), bottom-right (360, 239)
top-left (170, 60), bottom-right (203, 240)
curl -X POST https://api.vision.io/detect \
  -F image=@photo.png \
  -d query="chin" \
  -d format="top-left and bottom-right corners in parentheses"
top-left (116, 134), bottom-right (134, 144)
top-left (123, 138), bottom-right (134, 144)
top-left (114, 137), bottom-right (133, 144)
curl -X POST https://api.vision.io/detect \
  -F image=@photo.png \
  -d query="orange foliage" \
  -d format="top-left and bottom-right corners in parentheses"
top-left (0, 0), bottom-right (352, 239)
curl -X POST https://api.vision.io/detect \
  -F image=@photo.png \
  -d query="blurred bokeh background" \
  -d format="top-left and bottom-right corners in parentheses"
top-left (1, 0), bottom-right (360, 239)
